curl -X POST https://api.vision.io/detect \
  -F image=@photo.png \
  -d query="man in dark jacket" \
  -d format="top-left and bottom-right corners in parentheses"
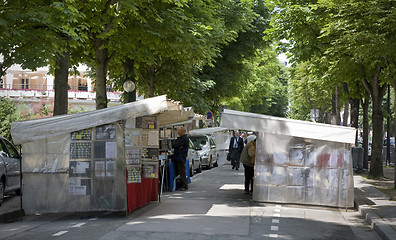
top-left (172, 126), bottom-right (189, 191)
top-left (228, 131), bottom-right (244, 170)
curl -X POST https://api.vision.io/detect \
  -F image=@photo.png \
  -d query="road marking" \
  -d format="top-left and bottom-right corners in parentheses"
top-left (52, 231), bottom-right (68, 236)
top-left (270, 204), bottom-right (281, 238)
top-left (271, 225), bottom-right (279, 231)
top-left (89, 218), bottom-right (98, 221)
top-left (72, 222), bottom-right (86, 228)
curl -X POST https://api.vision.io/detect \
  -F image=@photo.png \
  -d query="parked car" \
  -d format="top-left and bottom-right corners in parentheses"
top-left (187, 138), bottom-right (201, 176)
top-left (383, 137), bottom-right (395, 147)
top-left (382, 137), bottom-right (395, 166)
top-left (189, 135), bottom-right (218, 169)
top-left (357, 139), bottom-right (371, 160)
top-left (0, 136), bottom-right (21, 206)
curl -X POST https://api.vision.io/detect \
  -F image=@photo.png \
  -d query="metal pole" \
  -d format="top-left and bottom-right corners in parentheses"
top-left (19, 149), bottom-right (23, 222)
top-left (387, 84), bottom-right (391, 166)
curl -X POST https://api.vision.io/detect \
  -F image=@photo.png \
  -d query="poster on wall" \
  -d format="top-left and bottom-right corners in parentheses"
top-left (95, 160), bottom-right (106, 177)
top-left (96, 124), bottom-right (116, 140)
top-left (94, 141), bottom-right (106, 159)
top-left (142, 148), bottom-right (159, 161)
top-left (105, 142), bottom-right (117, 159)
top-left (106, 160), bottom-right (115, 176)
top-left (127, 166), bottom-right (142, 183)
top-left (68, 178), bottom-right (91, 195)
top-left (70, 142), bottom-right (92, 159)
top-left (125, 117), bottom-right (136, 128)
top-left (148, 130), bottom-right (159, 147)
top-left (126, 149), bottom-right (140, 165)
top-left (125, 129), bottom-right (141, 147)
top-left (69, 161), bottom-right (91, 177)
top-left (142, 163), bottom-right (158, 178)
top-left (142, 116), bottom-right (157, 129)
top-left (71, 129), bottom-right (92, 140)
top-left (141, 131), bottom-right (148, 146)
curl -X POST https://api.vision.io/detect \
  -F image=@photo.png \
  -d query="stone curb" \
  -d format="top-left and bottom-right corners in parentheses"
top-left (355, 202), bottom-right (396, 240)
top-left (0, 209), bottom-right (24, 223)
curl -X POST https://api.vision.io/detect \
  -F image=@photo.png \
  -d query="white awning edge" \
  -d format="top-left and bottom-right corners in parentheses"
top-left (220, 109), bottom-right (356, 144)
top-left (11, 95), bottom-right (168, 144)
top-left (189, 127), bottom-right (230, 136)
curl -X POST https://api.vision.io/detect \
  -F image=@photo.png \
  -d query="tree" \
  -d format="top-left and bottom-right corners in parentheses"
top-left (267, 0), bottom-right (396, 178)
top-left (318, 0), bottom-right (396, 178)
top-left (192, 0), bottom-right (274, 114)
top-left (0, 1), bottom-right (87, 115)
top-left (287, 61), bottom-right (333, 122)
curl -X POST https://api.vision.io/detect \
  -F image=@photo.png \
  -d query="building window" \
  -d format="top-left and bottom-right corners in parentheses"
top-left (21, 78), bottom-right (29, 89)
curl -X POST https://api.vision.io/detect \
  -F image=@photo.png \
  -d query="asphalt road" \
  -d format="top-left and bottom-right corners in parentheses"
top-left (1, 159), bottom-right (382, 240)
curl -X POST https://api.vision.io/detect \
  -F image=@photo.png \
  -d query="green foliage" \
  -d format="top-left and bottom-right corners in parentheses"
top-left (0, 98), bottom-right (24, 140)
top-left (219, 48), bottom-right (289, 117)
top-left (287, 61), bottom-right (333, 121)
top-left (1, 0), bottom-right (288, 119)
top-left (68, 105), bottom-right (89, 114)
top-left (22, 99), bottom-right (54, 120)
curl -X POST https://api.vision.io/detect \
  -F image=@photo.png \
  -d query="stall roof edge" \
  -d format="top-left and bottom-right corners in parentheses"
top-left (220, 109), bottom-right (356, 144)
top-left (11, 95), bottom-right (169, 145)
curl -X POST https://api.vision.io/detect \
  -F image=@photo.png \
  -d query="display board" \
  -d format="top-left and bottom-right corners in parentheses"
top-left (68, 124), bottom-right (120, 202)
top-left (125, 116), bottom-right (159, 184)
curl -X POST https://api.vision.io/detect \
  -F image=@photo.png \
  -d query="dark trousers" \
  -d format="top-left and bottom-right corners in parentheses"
top-left (175, 161), bottom-right (188, 189)
top-left (243, 164), bottom-right (254, 192)
top-left (231, 148), bottom-right (241, 169)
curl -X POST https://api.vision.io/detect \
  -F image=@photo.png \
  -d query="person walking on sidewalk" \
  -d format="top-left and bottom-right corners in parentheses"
top-left (172, 126), bottom-right (189, 191)
top-left (228, 131), bottom-right (244, 170)
top-left (240, 136), bottom-right (256, 194)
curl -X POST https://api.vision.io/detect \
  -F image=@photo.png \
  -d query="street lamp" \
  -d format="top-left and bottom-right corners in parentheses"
top-left (123, 80), bottom-right (135, 103)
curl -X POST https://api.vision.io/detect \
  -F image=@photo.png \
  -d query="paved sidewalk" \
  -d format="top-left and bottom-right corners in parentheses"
top-left (1, 164), bottom-right (395, 240)
top-left (354, 173), bottom-right (396, 240)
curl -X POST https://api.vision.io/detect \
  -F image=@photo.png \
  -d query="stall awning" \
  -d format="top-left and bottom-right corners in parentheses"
top-left (11, 95), bottom-right (169, 144)
top-left (189, 127), bottom-right (230, 136)
top-left (220, 109), bottom-right (356, 144)
top-left (157, 101), bottom-right (194, 127)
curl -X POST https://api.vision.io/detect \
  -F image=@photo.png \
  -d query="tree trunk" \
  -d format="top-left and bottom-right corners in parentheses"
top-left (53, 46), bottom-right (70, 116)
top-left (360, 62), bottom-right (386, 178)
top-left (370, 88), bottom-right (384, 178)
top-left (342, 82), bottom-right (359, 128)
top-left (94, 39), bottom-right (109, 110)
top-left (343, 102), bottom-right (349, 126)
top-left (362, 95), bottom-right (370, 170)
top-left (392, 80), bottom-right (396, 188)
top-left (148, 66), bottom-right (155, 98)
top-left (123, 58), bottom-right (136, 103)
top-left (331, 86), bottom-right (341, 125)
top-left (349, 98), bottom-right (359, 129)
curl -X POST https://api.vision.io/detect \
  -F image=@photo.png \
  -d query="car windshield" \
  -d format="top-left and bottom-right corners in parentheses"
top-left (190, 136), bottom-right (207, 149)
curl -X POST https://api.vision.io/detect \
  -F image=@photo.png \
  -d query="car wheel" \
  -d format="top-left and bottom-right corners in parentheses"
top-left (208, 156), bottom-right (212, 169)
top-left (190, 162), bottom-right (194, 177)
top-left (15, 188), bottom-right (21, 196)
top-left (196, 160), bottom-right (202, 173)
top-left (0, 180), bottom-right (4, 206)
